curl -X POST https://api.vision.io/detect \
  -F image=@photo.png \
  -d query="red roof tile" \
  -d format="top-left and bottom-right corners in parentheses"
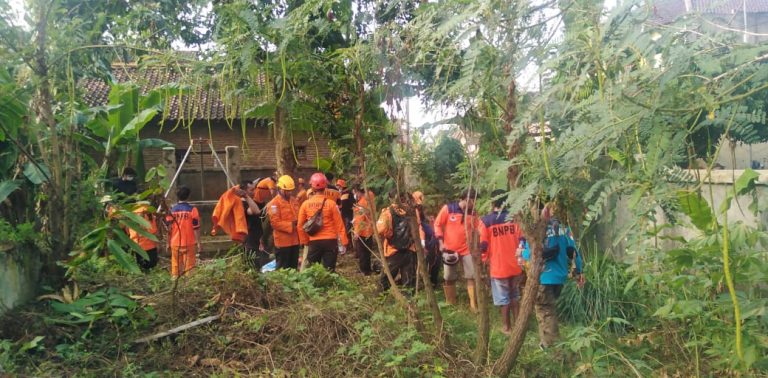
top-left (81, 63), bottom-right (269, 121)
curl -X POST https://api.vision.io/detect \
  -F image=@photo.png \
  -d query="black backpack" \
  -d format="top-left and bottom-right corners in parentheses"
top-left (388, 206), bottom-right (413, 251)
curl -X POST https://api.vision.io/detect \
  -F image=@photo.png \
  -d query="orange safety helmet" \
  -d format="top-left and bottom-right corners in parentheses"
top-left (310, 172), bottom-right (328, 190)
top-left (336, 179), bottom-right (347, 188)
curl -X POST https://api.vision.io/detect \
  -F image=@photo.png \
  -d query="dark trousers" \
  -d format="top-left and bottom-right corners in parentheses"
top-left (136, 248), bottom-right (158, 271)
top-left (355, 236), bottom-right (375, 275)
top-left (307, 239), bottom-right (339, 272)
top-left (275, 245), bottom-right (300, 270)
top-left (426, 247), bottom-right (441, 287)
top-left (380, 250), bottom-right (415, 290)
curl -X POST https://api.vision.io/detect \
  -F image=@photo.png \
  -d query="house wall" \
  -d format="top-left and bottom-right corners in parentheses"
top-left (705, 12), bottom-right (768, 43)
top-left (715, 140), bottom-right (768, 169)
top-left (140, 120), bottom-right (332, 201)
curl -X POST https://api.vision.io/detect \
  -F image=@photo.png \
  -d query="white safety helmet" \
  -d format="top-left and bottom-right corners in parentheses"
top-left (442, 252), bottom-right (460, 266)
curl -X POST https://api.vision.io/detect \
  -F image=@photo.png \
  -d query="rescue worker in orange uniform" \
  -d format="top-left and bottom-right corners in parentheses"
top-left (377, 190), bottom-right (423, 291)
top-left (266, 175), bottom-right (301, 270)
top-left (166, 186), bottom-right (201, 278)
top-left (128, 201), bottom-right (159, 271)
top-left (338, 179), bottom-right (354, 238)
top-left (297, 173), bottom-right (349, 272)
top-left (352, 185), bottom-right (376, 275)
top-left (306, 176), bottom-right (341, 204)
top-left (296, 177), bottom-right (308, 206)
top-left (480, 189), bottom-right (525, 334)
top-left (254, 177), bottom-right (277, 204)
top-left (434, 189), bottom-right (481, 311)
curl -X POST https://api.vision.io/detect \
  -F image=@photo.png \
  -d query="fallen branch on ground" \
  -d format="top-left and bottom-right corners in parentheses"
top-left (133, 314), bottom-right (221, 343)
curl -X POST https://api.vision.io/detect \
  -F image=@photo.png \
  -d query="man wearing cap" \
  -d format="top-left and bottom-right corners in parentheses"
top-left (266, 175), bottom-right (301, 269)
top-left (434, 189), bottom-right (481, 311)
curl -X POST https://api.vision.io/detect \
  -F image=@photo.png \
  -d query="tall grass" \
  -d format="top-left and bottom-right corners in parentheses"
top-left (557, 246), bottom-right (646, 333)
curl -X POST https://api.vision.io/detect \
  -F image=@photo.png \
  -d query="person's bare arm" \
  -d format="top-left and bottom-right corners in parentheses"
top-left (244, 194), bottom-right (261, 215)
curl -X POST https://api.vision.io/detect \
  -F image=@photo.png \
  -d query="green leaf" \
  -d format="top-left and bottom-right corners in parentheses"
top-left (138, 138), bottom-right (174, 149)
top-left (107, 239), bottom-right (140, 274)
top-left (623, 276), bottom-right (640, 295)
top-left (734, 168), bottom-right (759, 195)
top-left (112, 227), bottom-right (150, 262)
top-left (115, 108), bottom-right (158, 144)
top-left (0, 180), bottom-right (21, 202)
top-left (19, 336), bottom-right (45, 353)
top-left (676, 190), bottom-right (715, 232)
top-left (109, 294), bottom-right (137, 309)
top-left (111, 308), bottom-right (129, 318)
top-left (23, 162), bottom-right (51, 185)
top-left (244, 102), bottom-right (277, 119)
top-left (139, 90), bottom-right (162, 110)
top-left (314, 157), bottom-right (333, 172)
top-left (108, 83), bottom-right (139, 130)
top-left (607, 148), bottom-right (627, 167)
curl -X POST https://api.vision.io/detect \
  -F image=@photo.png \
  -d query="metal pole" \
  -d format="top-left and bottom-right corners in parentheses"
top-left (164, 142), bottom-right (194, 199)
top-left (210, 142), bottom-right (234, 187)
top-left (199, 138), bottom-right (205, 200)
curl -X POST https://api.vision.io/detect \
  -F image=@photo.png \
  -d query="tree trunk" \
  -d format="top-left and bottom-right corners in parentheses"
top-left (32, 2), bottom-right (70, 278)
top-left (503, 77), bottom-right (521, 186)
top-left (274, 105), bottom-right (292, 176)
top-left (492, 73), bottom-right (541, 375)
top-left (408, 214), bottom-right (444, 338)
top-left (492, 218), bottom-right (546, 376)
top-left (470, 223), bottom-right (490, 365)
top-left (352, 76), bottom-right (422, 332)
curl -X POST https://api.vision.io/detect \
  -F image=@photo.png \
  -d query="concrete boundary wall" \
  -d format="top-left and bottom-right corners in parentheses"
top-left (591, 170), bottom-right (768, 257)
top-left (0, 247), bottom-right (41, 316)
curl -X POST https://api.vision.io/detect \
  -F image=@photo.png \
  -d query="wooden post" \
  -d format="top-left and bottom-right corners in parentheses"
top-left (226, 146), bottom-right (240, 188)
top-left (162, 147), bottom-right (177, 204)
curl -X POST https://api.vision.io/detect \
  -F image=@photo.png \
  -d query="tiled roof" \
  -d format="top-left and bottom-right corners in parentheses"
top-left (691, 0), bottom-right (768, 13)
top-left (81, 64), bottom-right (268, 120)
top-left (653, 0), bottom-right (768, 23)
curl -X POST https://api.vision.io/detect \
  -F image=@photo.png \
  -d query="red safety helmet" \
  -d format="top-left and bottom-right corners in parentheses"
top-left (309, 172), bottom-right (328, 190)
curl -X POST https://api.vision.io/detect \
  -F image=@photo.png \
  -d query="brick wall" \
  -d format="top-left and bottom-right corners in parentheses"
top-left (141, 119), bottom-right (332, 200)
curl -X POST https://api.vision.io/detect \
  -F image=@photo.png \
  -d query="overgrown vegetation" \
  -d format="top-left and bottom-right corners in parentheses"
top-left (1, 0), bottom-right (768, 375)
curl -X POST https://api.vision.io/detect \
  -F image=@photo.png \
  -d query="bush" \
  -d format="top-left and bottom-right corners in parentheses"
top-left (557, 250), bottom-right (646, 333)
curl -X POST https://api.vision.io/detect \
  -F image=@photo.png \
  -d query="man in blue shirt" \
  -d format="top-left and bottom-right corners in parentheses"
top-left (523, 216), bottom-right (584, 348)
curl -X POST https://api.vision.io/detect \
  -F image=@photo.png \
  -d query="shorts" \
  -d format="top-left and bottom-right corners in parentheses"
top-left (443, 253), bottom-right (475, 281)
top-left (491, 275), bottom-right (523, 306)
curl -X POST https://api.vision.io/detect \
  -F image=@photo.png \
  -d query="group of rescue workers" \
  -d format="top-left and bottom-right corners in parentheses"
top-left (114, 168), bottom-right (585, 348)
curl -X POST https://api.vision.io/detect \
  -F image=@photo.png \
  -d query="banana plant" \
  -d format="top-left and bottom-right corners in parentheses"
top-left (85, 82), bottom-right (175, 180)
